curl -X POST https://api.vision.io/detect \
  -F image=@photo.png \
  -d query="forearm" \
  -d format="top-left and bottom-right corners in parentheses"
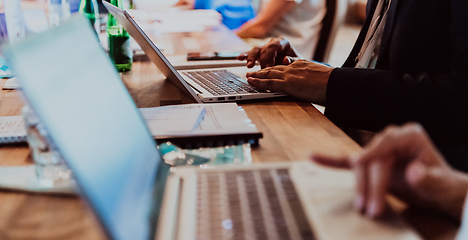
top-left (174, 0), bottom-right (194, 8)
top-left (325, 67), bottom-right (468, 141)
top-left (235, 0), bottom-right (295, 39)
top-left (235, 19), bottom-right (269, 38)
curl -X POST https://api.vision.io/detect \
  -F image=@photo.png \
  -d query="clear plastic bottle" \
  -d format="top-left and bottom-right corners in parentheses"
top-left (22, 106), bottom-right (73, 188)
top-left (4, 0), bottom-right (25, 42)
top-left (47, 0), bottom-right (71, 26)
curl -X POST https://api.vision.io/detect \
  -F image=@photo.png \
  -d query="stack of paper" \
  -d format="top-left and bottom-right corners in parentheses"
top-left (2, 77), bottom-right (21, 90)
top-left (128, 9), bottom-right (222, 34)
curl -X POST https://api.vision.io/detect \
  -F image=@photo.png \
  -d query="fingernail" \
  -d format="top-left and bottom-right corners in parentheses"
top-left (412, 163), bottom-right (425, 177)
top-left (414, 161), bottom-right (426, 175)
top-left (366, 200), bottom-right (380, 218)
top-left (354, 195), bottom-right (364, 212)
top-left (407, 162), bottom-right (427, 187)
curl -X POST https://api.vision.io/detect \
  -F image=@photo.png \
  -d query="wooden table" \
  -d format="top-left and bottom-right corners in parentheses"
top-left (0, 20), bottom-right (460, 240)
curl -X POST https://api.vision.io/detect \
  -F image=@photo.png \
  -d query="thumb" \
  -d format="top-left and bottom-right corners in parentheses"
top-left (405, 161), bottom-right (441, 198)
top-left (405, 158), bottom-right (468, 219)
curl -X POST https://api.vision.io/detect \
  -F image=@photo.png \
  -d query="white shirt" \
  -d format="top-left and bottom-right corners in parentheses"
top-left (355, 0), bottom-right (391, 69)
top-left (254, 0), bottom-right (326, 60)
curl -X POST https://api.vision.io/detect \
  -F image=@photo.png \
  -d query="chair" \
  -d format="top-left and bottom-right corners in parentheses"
top-left (312, 0), bottom-right (347, 63)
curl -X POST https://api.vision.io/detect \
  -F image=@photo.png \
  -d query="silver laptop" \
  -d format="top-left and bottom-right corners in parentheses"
top-left (103, 1), bottom-right (287, 103)
top-left (6, 16), bottom-right (421, 240)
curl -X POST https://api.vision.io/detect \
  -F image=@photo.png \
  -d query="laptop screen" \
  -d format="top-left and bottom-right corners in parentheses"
top-left (103, 1), bottom-right (203, 103)
top-left (5, 16), bottom-right (163, 240)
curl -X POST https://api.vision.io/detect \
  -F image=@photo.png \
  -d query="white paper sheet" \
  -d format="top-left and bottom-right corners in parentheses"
top-left (128, 9), bottom-right (221, 34)
top-left (140, 103), bottom-right (258, 137)
top-left (139, 106), bottom-right (205, 135)
top-left (2, 77), bottom-right (21, 90)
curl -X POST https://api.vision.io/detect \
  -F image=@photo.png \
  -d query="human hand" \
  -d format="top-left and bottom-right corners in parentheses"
top-left (174, 0), bottom-right (194, 9)
top-left (246, 59), bottom-right (333, 104)
top-left (311, 124), bottom-right (468, 220)
top-left (237, 37), bottom-right (299, 68)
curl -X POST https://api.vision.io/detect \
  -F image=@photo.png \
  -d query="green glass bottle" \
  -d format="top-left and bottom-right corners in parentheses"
top-left (78, 0), bottom-right (100, 35)
top-left (107, 0), bottom-right (133, 72)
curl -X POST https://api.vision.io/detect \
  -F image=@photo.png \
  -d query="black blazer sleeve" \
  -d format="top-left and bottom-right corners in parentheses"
top-left (324, 0), bottom-right (468, 144)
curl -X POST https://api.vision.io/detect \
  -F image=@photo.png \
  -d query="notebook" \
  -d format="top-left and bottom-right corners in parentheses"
top-left (142, 102), bottom-right (262, 148)
top-left (5, 16), bottom-right (421, 240)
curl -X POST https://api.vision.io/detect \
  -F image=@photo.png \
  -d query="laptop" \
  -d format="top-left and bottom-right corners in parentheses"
top-left (6, 17), bottom-right (421, 240)
top-left (103, 1), bottom-right (287, 103)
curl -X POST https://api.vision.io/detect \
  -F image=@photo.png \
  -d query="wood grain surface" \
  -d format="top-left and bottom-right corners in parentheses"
top-left (0, 14), bottom-right (459, 240)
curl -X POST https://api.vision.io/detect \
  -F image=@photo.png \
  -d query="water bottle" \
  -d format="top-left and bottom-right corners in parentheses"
top-left (107, 0), bottom-right (133, 72)
top-left (4, 0), bottom-right (25, 42)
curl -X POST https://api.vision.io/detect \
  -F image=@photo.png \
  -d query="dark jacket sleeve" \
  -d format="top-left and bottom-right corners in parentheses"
top-left (324, 0), bottom-right (468, 143)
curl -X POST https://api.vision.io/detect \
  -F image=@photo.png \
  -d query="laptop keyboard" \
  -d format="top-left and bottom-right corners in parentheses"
top-left (196, 168), bottom-right (315, 240)
top-left (182, 70), bottom-right (261, 96)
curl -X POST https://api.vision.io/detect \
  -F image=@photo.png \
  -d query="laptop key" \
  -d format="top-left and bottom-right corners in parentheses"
top-left (184, 70), bottom-right (261, 96)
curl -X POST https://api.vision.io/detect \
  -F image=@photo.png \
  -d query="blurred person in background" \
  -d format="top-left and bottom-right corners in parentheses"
top-left (311, 123), bottom-right (468, 239)
top-left (175, 0), bottom-right (256, 30)
top-left (176, 0), bottom-right (326, 60)
top-left (234, 0), bottom-right (325, 60)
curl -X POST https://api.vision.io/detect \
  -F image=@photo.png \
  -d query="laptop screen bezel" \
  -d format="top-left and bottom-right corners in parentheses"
top-left (5, 16), bottom-right (171, 240)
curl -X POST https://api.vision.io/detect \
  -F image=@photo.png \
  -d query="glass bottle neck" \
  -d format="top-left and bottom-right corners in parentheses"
top-left (79, 0), bottom-right (98, 14)
top-left (110, 0), bottom-right (123, 8)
